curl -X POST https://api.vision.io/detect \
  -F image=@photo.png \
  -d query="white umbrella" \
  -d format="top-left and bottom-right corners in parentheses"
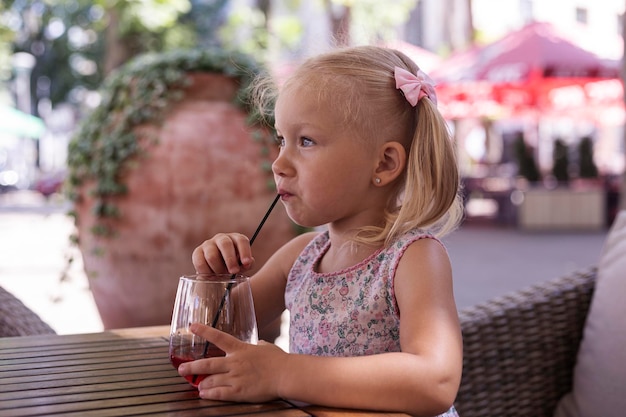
top-left (0, 105), bottom-right (45, 139)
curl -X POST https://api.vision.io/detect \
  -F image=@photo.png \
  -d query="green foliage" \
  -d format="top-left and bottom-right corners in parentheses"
top-left (95, 0), bottom-right (192, 34)
top-left (66, 48), bottom-right (273, 238)
top-left (2, 0), bottom-right (422, 115)
top-left (1, 0), bottom-right (106, 106)
top-left (0, 2), bottom-right (15, 81)
top-left (552, 139), bottom-right (569, 183)
top-left (0, 0), bottom-right (224, 111)
top-left (578, 136), bottom-right (599, 179)
top-left (513, 132), bottom-right (541, 183)
top-left (219, 4), bottom-right (304, 61)
top-left (343, 0), bottom-right (419, 43)
top-left (94, 0), bottom-right (198, 56)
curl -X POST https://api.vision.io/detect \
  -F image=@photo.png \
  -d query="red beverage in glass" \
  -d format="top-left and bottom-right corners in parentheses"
top-left (170, 343), bottom-right (226, 387)
top-left (169, 274), bottom-right (258, 387)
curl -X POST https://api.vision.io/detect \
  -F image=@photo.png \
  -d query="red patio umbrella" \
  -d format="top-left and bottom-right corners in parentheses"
top-left (431, 21), bottom-right (621, 120)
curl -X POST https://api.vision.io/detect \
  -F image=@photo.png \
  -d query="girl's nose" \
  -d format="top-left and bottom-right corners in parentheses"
top-left (271, 149), bottom-right (292, 177)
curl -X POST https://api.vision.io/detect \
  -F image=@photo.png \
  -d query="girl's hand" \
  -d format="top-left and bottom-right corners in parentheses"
top-left (177, 323), bottom-right (287, 402)
top-left (192, 233), bottom-right (255, 274)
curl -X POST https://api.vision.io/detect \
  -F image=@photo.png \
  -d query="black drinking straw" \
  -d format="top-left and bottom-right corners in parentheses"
top-left (245, 193), bottom-right (281, 248)
top-left (200, 194), bottom-right (281, 357)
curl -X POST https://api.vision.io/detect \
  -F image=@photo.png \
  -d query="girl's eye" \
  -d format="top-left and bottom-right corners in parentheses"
top-left (275, 135), bottom-right (314, 148)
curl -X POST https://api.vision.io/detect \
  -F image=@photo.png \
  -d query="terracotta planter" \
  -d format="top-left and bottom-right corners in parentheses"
top-left (75, 73), bottom-right (295, 330)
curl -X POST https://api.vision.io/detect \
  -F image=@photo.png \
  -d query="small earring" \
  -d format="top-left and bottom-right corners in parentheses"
top-left (375, 177), bottom-right (381, 184)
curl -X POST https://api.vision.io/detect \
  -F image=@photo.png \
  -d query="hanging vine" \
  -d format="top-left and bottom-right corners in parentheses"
top-left (66, 48), bottom-right (276, 240)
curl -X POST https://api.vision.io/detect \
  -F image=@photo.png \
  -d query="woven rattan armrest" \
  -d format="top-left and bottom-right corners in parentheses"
top-left (0, 286), bottom-right (56, 337)
top-left (454, 268), bottom-right (596, 417)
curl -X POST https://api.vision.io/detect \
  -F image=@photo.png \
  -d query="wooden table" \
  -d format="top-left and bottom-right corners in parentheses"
top-left (0, 326), bottom-right (408, 417)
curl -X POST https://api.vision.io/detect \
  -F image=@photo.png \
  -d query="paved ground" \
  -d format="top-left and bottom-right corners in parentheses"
top-left (0, 192), bottom-right (102, 335)
top-left (442, 223), bottom-right (606, 308)
top-left (0, 190), bottom-right (610, 343)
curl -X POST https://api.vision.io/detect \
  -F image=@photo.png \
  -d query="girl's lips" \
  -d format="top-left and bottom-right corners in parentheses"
top-left (278, 190), bottom-right (293, 200)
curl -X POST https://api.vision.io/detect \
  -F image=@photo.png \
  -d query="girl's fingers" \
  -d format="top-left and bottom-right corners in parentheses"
top-left (190, 323), bottom-right (240, 352)
top-left (178, 356), bottom-right (225, 377)
top-left (213, 235), bottom-right (242, 274)
top-left (177, 325), bottom-right (281, 403)
top-left (191, 233), bottom-right (254, 275)
top-left (177, 325), bottom-right (242, 376)
top-left (230, 234), bottom-right (255, 270)
top-left (191, 245), bottom-right (218, 273)
top-left (198, 386), bottom-right (232, 401)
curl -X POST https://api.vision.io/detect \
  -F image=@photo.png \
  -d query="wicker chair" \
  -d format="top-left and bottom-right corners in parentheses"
top-left (454, 268), bottom-right (596, 417)
top-left (0, 286), bottom-right (56, 337)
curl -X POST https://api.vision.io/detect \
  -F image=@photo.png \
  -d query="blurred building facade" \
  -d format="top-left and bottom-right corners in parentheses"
top-left (3, 0), bottom-right (624, 196)
top-left (410, 0), bottom-right (624, 226)
top-left (414, 0), bottom-right (623, 60)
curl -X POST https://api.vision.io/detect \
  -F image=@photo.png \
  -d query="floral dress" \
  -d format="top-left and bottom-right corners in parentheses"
top-left (285, 229), bottom-right (459, 417)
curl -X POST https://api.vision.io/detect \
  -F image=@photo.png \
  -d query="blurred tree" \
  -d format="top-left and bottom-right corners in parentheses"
top-left (325, 0), bottom-right (350, 46)
top-left (1, 0), bottom-right (106, 113)
top-left (184, 0), bottom-right (229, 49)
top-left (219, 0), bottom-right (323, 64)
top-left (622, 4), bottom-right (626, 210)
top-left (441, 0), bottom-right (474, 52)
top-left (465, 0), bottom-right (474, 43)
top-left (219, 0), bottom-right (418, 65)
top-left (0, 2), bottom-right (16, 82)
top-left (1, 0), bottom-right (422, 118)
top-left (99, 0), bottom-right (194, 75)
top-left (0, 0), bottom-right (227, 115)
top-left (326, 0), bottom-right (419, 46)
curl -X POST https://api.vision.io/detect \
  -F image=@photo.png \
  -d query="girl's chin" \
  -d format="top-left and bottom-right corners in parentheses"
top-left (283, 203), bottom-right (327, 228)
top-left (285, 212), bottom-right (320, 229)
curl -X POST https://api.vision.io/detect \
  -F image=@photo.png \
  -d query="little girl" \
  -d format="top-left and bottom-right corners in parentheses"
top-left (180, 45), bottom-right (464, 417)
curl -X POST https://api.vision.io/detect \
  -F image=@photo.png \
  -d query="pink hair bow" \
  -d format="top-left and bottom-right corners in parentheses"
top-left (394, 66), bottom-right (437, 107)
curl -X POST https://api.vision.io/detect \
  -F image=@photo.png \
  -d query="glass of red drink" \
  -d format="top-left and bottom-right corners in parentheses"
top-left (169, 273), bottom-right (258, 387)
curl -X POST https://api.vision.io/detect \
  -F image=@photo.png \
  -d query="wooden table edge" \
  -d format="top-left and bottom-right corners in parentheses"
top-left (107, 325), bottom-right (170, 339)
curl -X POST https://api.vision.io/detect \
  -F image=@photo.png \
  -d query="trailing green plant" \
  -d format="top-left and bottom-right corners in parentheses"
top-left (552, 138), bottom-right (570, 183)
top-left (578, 136), bottom-right (599, 179)
top-left (66, 47), bottom-right (276, 240)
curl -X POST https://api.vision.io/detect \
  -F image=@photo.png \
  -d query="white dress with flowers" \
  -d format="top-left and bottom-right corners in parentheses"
top-left (285, 229), bottom-right (460, 417)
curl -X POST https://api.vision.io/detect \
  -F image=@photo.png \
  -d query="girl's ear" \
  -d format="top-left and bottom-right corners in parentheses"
top-left (372, 141), bottom-right (406, 186)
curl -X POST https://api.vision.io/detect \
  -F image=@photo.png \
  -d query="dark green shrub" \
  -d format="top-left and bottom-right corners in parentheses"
top-left (578, 136), bottom-right (599, 179)
top-left (513, 132), bottom-right (541, 183)
top-left (552, 139), bottom-right (569, 183)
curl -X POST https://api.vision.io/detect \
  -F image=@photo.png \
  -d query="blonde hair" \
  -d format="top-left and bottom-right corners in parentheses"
top-left (255, 45), bottom-right (463, 246)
